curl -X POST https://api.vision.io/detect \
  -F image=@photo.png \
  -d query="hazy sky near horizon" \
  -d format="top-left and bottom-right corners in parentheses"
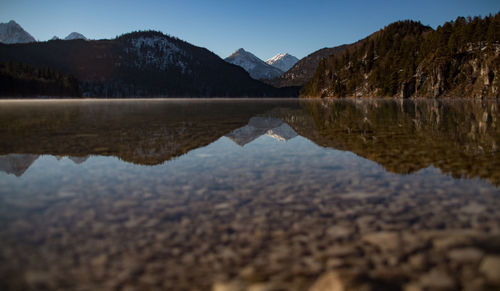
top-left (1, 0), bottom-right (499, 60)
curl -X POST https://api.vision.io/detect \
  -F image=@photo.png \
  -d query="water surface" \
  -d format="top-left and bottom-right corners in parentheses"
top-left (1, 99), bottom-right (500, 290)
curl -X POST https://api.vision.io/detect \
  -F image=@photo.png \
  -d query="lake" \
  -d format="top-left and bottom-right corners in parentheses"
top-left (1, 98), bottom-right (500, 290)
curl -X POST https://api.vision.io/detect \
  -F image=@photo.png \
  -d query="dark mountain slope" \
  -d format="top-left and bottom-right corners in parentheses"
top-left (0, 61), bottom-right (80, 97)
top-left (265, 44), bottom-right (349, 88)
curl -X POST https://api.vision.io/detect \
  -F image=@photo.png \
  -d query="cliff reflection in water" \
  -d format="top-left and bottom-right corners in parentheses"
top-left (297, 99), bottom-right (500, 185)
top-left (1, 99), bottom-right (499, 185)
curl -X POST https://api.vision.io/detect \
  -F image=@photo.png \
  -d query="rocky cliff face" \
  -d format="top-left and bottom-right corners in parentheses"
top-left (405, 44), bottom-right (500, 98)
top-left (346, 43), bottom-right (500, 99)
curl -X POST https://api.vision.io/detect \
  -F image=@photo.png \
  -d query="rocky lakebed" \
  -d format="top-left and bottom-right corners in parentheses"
top-left (0, 99), bottom-right (499, 291)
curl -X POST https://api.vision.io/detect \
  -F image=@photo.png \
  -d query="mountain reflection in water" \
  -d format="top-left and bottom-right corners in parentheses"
top-left (226, 117), bottom-right (298, 146)
top-left (1, 99), bottom-right (500, 291)
top-left (1, 99), bottom-right (499, 184)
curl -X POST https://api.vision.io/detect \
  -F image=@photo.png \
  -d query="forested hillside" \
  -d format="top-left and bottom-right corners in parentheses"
top-left (0, 61), bottom-right (80, 97)
top-left (301, 13), bottom-right (500, 98)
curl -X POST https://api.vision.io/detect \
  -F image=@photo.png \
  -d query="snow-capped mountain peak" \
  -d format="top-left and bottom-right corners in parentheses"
top-left (266, 53), bottom-right (299, 72)
top-left (225, 48), bottom-right (284, 80)
top-left (0, 20), bottom-right (36, 44)
top-left (64, 32), bottom-right (87, 40)
top-left (226, 48), bottom-right (262, 71)
top-left (267, 53), bottom-right (289, 63)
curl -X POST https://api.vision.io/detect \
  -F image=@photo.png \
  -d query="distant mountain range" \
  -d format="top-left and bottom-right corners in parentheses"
top-left (224, 49), bottom-right (299, 80)
top-left (0, 20), bottom-right (87, 43)
top-left (1, 13), bottom-right (499, 98)
top-left (0, 20), bottom-right (357, 98)
top-left (49, 33), bottom-right (88, 41)
top-left (0, 30), bottom-right (298, 97)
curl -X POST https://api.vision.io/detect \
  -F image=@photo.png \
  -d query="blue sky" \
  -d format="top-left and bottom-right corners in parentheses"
top-left (1, 0), bottom-right (499, 60)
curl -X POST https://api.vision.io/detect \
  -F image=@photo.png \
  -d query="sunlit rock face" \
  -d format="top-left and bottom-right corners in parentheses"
top-left (266, 53), bottom-right (299, 72)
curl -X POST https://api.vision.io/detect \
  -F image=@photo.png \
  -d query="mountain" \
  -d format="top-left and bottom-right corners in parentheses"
top-left (0, 20), bottom-right (35, 44)
top-left (0, 154), bottom-right (39, 176)
top-left (64, 32), bottom-right (87, 40)
top-left (266, 53), bottom-right (299, 72)
top-left (225, 48), bottom-right (284, 80)
top-left (0, 31), bottom-right (298, 97)
top-left (264, 45), bottom-right (349, 88)
top-left (68, 156), bottom-right (89, 164)
top-left (301, 13), bottom-right (500, 98)
top-left (225, 117), bottom-right (297, 146)
top-left (0, 100), bottom-right (300, 167)
top-left (50, 36), bottom-right (60, 41)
